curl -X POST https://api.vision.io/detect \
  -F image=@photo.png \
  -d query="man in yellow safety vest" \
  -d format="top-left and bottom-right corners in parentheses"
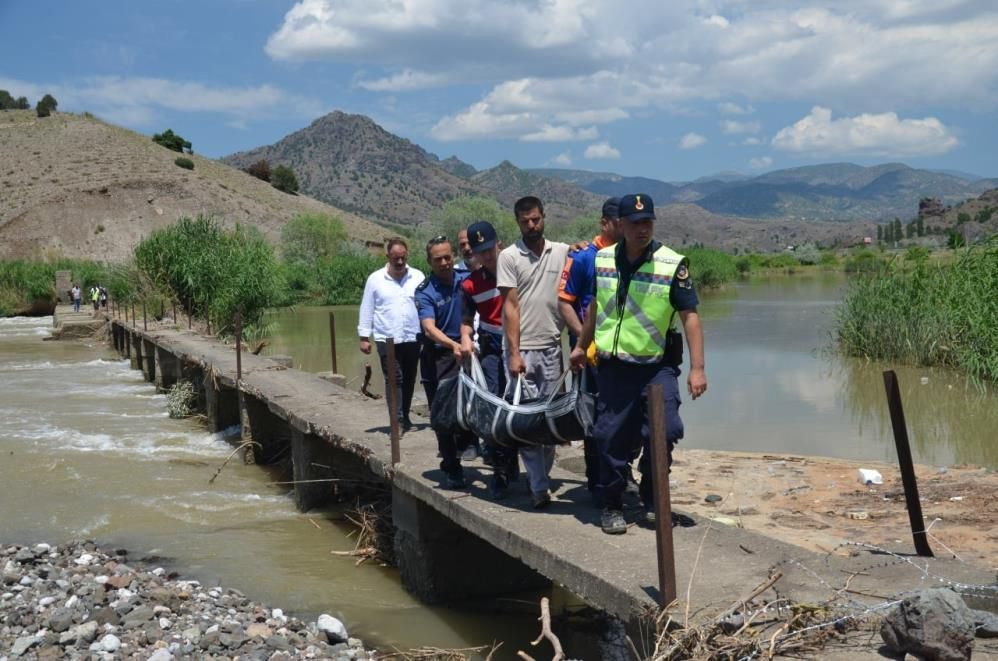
top-left (569, 193), bottom-right (707, 534)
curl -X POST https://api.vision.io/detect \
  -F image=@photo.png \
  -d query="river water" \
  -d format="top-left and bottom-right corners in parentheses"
top-left (263, 274), bottom-right (998, 470)
top-left (2, 275), bottom-right (996, 654)
top-left (0, 316), bottom-right (540, 654)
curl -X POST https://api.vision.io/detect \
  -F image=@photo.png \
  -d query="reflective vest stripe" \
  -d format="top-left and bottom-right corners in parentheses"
top-left (479, 320), bottom-right (502, 334)
top-left (472, 288), bottom-right (499, 303)
top-left (624, 296), bottom-right (667, 348)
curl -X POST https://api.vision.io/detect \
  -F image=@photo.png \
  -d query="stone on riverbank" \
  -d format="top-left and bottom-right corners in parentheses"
top-left (880, 587), bottom-right (975, 661)
top-left (0, 541), bottom-right (375, 660)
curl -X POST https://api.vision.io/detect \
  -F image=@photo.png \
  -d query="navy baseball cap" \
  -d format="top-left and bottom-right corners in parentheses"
top-left (466, 221), bottom-right (497, 252)
top-left (618, 194), bottom-right (655, 222)
top-left (601, 197), bottom-right (620, 219)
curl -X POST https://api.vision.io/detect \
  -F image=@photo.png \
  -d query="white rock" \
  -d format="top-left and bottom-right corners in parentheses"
top-left (94, 575), bottom-right (109, 584)
top-left (65, 595), bottom-right (79, 609)
top-left (208, 589), bottom-right (221, 598)
top-left (205, 624), bottom-right (219, 634)
top-left (38, 596), bottom-right (56, 607)
top-left (159, 617), bottom-right (172, 629)
top-left (152, 567), bottom-right (165, 576)
top-left (147, 649), bottom-right (174, 661)
top-left (19, 576), bottom-right (33, 586)
top-left (99, 634), bottom-right (121, 652)
top-left (117, 588), bottom-right (134, 601)
top-left (271, 608), bottom-right (285, 620)
top-left (74, 553), bottom-right (94, 566)
top-left (34, 543), bottom-right (51, 554)
top-left (317, 614), bottom-right (348, 644)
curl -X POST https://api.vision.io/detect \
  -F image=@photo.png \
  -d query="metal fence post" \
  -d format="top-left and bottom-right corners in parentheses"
top-left (387, 338), bottom-right (400, 465)
top-left (235, 311), bottom-right (242, 382)
top-left (329, 311), bottom-right (339, 374)
top-left (648, 382), bottom-right (678, 606)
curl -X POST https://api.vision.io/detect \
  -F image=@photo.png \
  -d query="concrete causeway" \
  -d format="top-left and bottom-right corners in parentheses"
top-left (104, 315), bottom-right (996, 633)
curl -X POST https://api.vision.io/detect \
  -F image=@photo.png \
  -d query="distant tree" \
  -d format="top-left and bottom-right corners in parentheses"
top-left (0, 90), bottom-right (13, 109)
top-left (975, 207), bottom-right (994, 223)
top-left (884, 223), bottom-right (893, 243)
top-left (905, 221), bottom-right (916, 239)
top-left (39, 94), bottom-right (57, 111)
top-left (876, 225), bottom-right (883, 242)
top-left (281, 214), bottom-right (347, 264)
top-left (244, 159), bottom-right (271, 182)
top-left (15, 96), bottom-right (28, 109)
top-left (35, 100), bottom-right (51, 118)
top-left (892, 218), bottom-right (902, 243)
top-left (427, 195), bottom-right (517, 248)
top-left (916, 215), bottom-right (925, 237)
top-left (270, 165), bottom-right (299, 194)
top-left (152, 129), bottom-right (193, 154)
top-left (956, 212), bottom-right (971, 225)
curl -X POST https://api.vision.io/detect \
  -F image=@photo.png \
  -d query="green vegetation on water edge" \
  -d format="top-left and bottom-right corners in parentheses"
top-left (0, 259), bottom-right (133, 317)
top-left (835, 238), bottom-right (998, 382)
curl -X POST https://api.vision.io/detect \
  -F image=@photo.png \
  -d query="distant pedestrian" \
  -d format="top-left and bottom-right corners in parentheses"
top-left (99, 286), bottom-right (108, 310)
top-left (70, 284), bottom-right (81, 312)
top-left (90, 285), bottom-right (100, 312)
top-left (358, 238), bottom-right (425, 432)
top-left (497, 196), bottom-right (570, 509)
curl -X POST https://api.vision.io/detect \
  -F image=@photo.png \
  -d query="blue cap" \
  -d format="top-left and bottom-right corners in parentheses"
top-left (601, 197), bottom-right (620, 219)
top-left (618, 194), bottom-right (655, 222)
top-left (466, 221), bottom-right (497, 252)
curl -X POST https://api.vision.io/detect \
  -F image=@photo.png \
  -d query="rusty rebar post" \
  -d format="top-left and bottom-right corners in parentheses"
top-left (235, 311), bottom-right (242, 382)
top-left (329, 311), bottom-right (339, 374)
top-left (648, 382), bottom-right (678, 606)
top-left (387, 338), bottom-right (400, 465)
top-left (882, 370), bottom-right (933, 557)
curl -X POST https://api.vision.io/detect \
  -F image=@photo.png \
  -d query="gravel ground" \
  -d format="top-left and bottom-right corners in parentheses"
top-left (1, 541), bottom-right (375, 660)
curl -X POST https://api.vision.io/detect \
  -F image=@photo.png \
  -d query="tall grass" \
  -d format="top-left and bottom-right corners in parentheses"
top-left (0, 259), bottom-right (135, 316)
top-left (835, 237), bottom-right (998, 381)
top-left (684, 247), bottom-right (738, 288)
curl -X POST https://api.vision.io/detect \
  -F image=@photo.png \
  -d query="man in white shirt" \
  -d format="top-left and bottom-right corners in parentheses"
top-left (358, 238), bottom-right (426, 431)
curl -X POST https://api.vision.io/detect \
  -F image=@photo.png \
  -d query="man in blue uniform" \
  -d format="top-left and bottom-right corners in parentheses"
top-left (569, 194), bottom-right (707, 534)
top-left (415, 235), bottom-right (476, 489)
top-left (558, 197), bottom-right (621, 506)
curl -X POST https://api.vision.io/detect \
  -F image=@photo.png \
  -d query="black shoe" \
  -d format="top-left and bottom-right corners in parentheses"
top-left (490, 473), bottom-right (509, 500)
top-left (601, 508), bottom-right (627, 535)
top-left (442, 474), bottom-right (466, 490)
top-left (531, 490), bottom-right (552, 509)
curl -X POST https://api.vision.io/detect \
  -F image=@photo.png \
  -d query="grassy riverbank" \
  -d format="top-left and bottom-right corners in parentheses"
top-left (0, 259), bottom-right (133, 316)
top-left (836, 238), bottom-right (998, 382)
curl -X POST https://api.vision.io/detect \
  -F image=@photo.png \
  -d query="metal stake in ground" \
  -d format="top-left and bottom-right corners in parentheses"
top-left (131, 303), bottom-right (136, 327)
top-left (386, 338), bottom-right (400, 465)
top-left (882, 370), bottom-right (933, 557)
top-left (142, 301), bottom-right (147, 331)
top-left (328, 311), bottom-right (338, 374)
top-left (648, 382), bottom-right (678, 606)
top-left (235, 311), bottom-right (242, 382)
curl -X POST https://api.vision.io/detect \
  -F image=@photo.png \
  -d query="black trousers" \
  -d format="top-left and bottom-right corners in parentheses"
top-left (478, 331), bottom-right (518, 480)
top-left (376, 340), bottom-right (420, 425)
top-left (425, 349), bottom-right (477, 477)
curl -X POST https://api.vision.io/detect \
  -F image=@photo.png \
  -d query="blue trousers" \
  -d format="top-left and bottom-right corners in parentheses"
top-left (593, 359), bottom-right (684, 510)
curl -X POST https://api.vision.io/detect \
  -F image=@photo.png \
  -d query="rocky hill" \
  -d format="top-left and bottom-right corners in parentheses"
top-left (536, 163), bottom-right (998, 221)
top-left (0, 110), bottom-right (389, 263)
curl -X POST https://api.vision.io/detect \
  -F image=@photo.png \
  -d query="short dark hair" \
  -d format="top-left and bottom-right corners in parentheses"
top-left (385, 237), bottom-right (408, 253)
top-left (514, 196), bottom-right (544, 219)
top-left (424, 235), bottom-right (451, 259)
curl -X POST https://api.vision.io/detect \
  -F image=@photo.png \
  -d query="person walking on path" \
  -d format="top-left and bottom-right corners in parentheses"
top-left (71, 284), bottom-right (81, 313)
top-left (558, 197), bottom-right (622, 507)
top-left (90, 285), bottom-right (100, 313)
top-left (358, 238), bottom-right (425, 432)
top-left (569, 193), bottom-right (707, 535)
top-left (460, 221), bottom-right (520, 499)
top-left (497, 196), bottom-right (570, 509)
top-left (415, 235), bottom-right (477, 489)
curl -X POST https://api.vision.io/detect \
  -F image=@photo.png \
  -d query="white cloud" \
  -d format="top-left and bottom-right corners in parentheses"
top-left (749, 156), bottom-right (773, 169)
top-left (584, 141), bottom-right (621, 159)
top-left (679, 132), bottom-right (707, 149)
top-left (267, 1), bottom-right (998, 142)
top-left (356, 69), bottom-right (449, 91)
top-left (0, 75), bottom-right (322, 128)
top-left (521, 125), bottom-right (598, 142)
top-left (772, 106), bottom-right (959, 156)
top-left (742, 136), bottom-right (762, 146)
top-left (549, 151), bottom-right (573, 166)
top-left (718, 102), bottom-right (754, 115)
top-left (720, 119), bottom-right (761, 134)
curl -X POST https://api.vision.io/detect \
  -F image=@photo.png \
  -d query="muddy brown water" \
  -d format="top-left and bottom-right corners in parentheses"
top-left (263, 274), bottom-right (997, 470)
top-left (0, 316), bottom-right (545, 655)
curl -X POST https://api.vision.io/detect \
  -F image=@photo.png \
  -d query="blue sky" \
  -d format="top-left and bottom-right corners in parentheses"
top-left (2, 0), bottom-right (996, 182)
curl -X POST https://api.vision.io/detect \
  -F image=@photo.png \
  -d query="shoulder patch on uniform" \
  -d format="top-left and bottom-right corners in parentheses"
top-left (675, 264), bottom-right (689, 280)
top-left (415, 279), bottom-right (431, 291)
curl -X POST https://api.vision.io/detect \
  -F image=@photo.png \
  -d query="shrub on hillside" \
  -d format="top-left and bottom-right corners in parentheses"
top-left (152, 129), bottom-right (193, 154)
top-left (425, 196), bottom-right (517, 247)
top-left (174, 157), bottom-right (194, 170)
top-left (35, 94), bottom-right (58, 118)
top-left (281, 214), bottom-right (347, 264)
top-left (0, 90), bottom-right (29, 110)
top-left (271, 165), bottom-right (299, 194)
top-left (245, 159), bottom-right (271, 182)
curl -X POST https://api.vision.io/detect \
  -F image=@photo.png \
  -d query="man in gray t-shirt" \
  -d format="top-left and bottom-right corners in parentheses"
top-left (497, 195), bottom-right (569, 509)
